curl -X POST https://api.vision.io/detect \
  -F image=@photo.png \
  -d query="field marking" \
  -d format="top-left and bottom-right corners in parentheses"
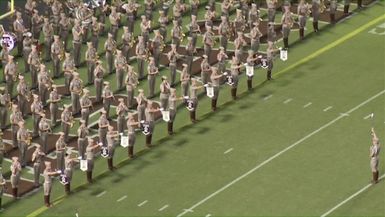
top-left (320, 173), bottom-right (385, 217)
top-left (224, 148), bottom-right (233, 154)
top-left (263, 95), bottom-right (273, 101)
top-left (339, 113), bottom-right (349, 117)
top-left (274, 13), bottom-right (385, 79)
top-left (303, 102), bottom-right (312, 108)
top-left (159, 204), bottom-right (169, 211)
top-left (138, 200), bottom-right (148, 207)
top-left (363, 113), bottom-right (374, 120)
top-left (96, 191), bottom-right (106, 197)
top-left (283, 98), bottom-right (293, 104)
top-left (323, 106), bottom-right (333, 112)
top-left (206, 214), bottom-right (212, 217)
top-left (176, 89), bottom-right (385, 217)
top-left (117, 195), bottom-right (127, 202)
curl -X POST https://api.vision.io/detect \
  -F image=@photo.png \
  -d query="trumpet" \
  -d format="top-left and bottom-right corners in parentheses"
top-left (129, 36), bottom-right (136, 47)
top-left (26, 133), bottom-right (32, 146)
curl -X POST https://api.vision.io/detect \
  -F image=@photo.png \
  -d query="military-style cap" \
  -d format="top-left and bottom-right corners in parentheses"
top-left (12, 104), bottom-right (18, 109)
top-left (87, 42), bottom-right (92, 46)
top-left (219, 46), bottom-right (224, 50)
top-left (44, 161), bottom-right (51, 167)
top-left (237, 31), bottom-right (243, 36)
top-left (123, 26), bottom-right (128, 30)
top-left (12, 156), bottom-right (19, 161)
top-left (65, 52), bottom-right (71, 56)
top-left (118, 98), bottom-right (124, 102)
top-left (138, 89), bottom-right (144, 93)
top-left (161, 75), bottom-right (167, 80)
top-left (159, 10), bottom-right (164, 14)
top-left (8, 55), bottom-right (14, 60)
top-left (103, 81), bottom-right (110, 85)
top-left (40, 112), bottom-right (46, 117)
top-left (182, 63), bottom-right (187, 67)
top-left (80, 119), bottom-right (86, 123)
top-left (32, 94), bottom-right (39, 99)
top-left (52, 84), bottom-right (57, 88)
top-left (101, 109), bottom-right (107, 114)
top-left (18, 120), bottom-right (25, 126)
top-left (154, 29), bottom-right (159, 33)
top-left (108, 33), bottom-right (113, 37)
top-left (141, 15), bottom-right (146, 19)
top-left (59, 131), bottom-right (65, 135)
top-left (83, 88), bottom-right (89, 93)
top-left (248, 50), bottom-right (254, 54)
top-left (108, 125), bottom-right (114, 130)
top-left (18, 75), bottom-right (24, 80)
top-left (202, 54), bottom-right (208, 58)
top-left (187, 36), bottom-right (192, 41)
top-left (64, 104), bottom-right (71, 108)
top-left (87, 137), bottom-right (94, 142)
top-left (236, 9), bottom-right (242, 13)
top-left (116, 49), bottom-right (122, 53)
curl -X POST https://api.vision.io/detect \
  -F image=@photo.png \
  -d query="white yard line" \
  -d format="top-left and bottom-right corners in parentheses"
top-left (159, 204), bottom-right (169, 211)
top-left (323, 106), bottom-right (333, 112)
top-left (303, 102), bottom-right (312, 108)
top-left (96, 191), bottom-right (106, 198)
top-left (117, 195), bottom-right (127, 202)
top-left (138, 200), bottom-right (148, 207)
top-left (224, 148), bottom-right (233, 154)
top-left (363, 113), bottom-right (373, 120)
top-left (176, 89), bottom-right (385, 217)
top-left (206, 214), bottom-right (212, 217)
top-left (320, 174), bottom-right (385, 217)
top-left (263, 95), bottom-right (273, 101)
top-left (283, 98), bottom-right (293, 104)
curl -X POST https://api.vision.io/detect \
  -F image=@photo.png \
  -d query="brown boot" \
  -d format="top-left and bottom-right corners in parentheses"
top-left (12, 188), bottom-right (17, 198)
top-left (107, 158), bottom-right (114, 171)
top-left (65, 183), bottom-right (70, 195)
top-left (313, 22), bottom-right (317, 32)
top-left (190, 111), bottom-right (196, 123)
top-left (87, 171), bottom-right (92, 183)
top-left (231, 88), bottom-right (237, 100)
top-left (168, 122), bottom-right (173, 135)
top-left (357, 0), bottom-right (362, 8)
top-left (44, 195), bottom-right (49, 207)
top-left (128, 146), bottom-right (134, 158)
top-left (146, 134), bottom-right (152, 147)
top-left (299, 28), bottom-right (304, 40)
top-left (315, 22), bottom-right (319, 32)
top-left (247, 79), bottom-right (252, 90)
top-left (267, 70), bottom-right (272, 80)
top-left (283, 37), bottom-right (289, 49)
top-left (330, 14), bottom-right (336, 24)
top-left (344, 5), bottom-right (349, 15)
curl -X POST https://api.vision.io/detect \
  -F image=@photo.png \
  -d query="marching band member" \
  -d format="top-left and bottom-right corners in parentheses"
top-left (55, 132), bottom-right (67, 172)
top-left (145, 101), bottom-right (159, 147)
top-left (126, 113), bottom-right (140, 158)
top-left (51, 35), bottom-right (64, 78)
top-left (0, 88), bottom-right (10, 130)
top-left (167, 44), bottom-right (181, 87)
top-left (85, 42), bottom-right (97, 84)
top-left (201, 55), bottom-right (211, 86)
top-left (77, 120), bottom-right (89, 160)
top-left (86, 138), bottom-right (99, 183)
top-left (104, 33), bottom-right (117, 75)
top-left (10, 156), bottom-right (21, 198)
top-left (147, 57), bottom-right (159, 99)
top-left (38, 113), bottom-right (51, 153)
top-left (64, 152), bottom-right (79, 194)
top-left (22, 32), bottom-right (33, 73)
top-left (167, 88), bottom-right (184, 135)
top-left (37, 64), bottom-right (52, 106)
top-left (312, 0), bottom-right (320, 33)
top-left (246, 50), bottom-right (259, 90)
top-left (230, 56), bottom-right (242, 100)
top-left (189, 78), bottom-right (204, 123)
top-left (17, 121), bottom-right (30, 168)
top-left (98, 109), bottom-right (109, 147)
top-left (42, 17), bottom-right (54, 62)
top-left (116, 98), bottom-right (129, 135)
top-left (281, 4), bottom-right (294, 49)
top-left (115, 49), bottom-right (127, 90)
top-left (370, 128), bottom-right (381, 184)
top-left (61, 104), bottom-right (73, 143)
top-left (210, 67), bottom-right (225, 111)
top-left (160, 76), bottom-right (171, 110)
top-left (16, 75), bottom-right (29, 118)
top-left (4, 55), bottom-right (17, 96)
top-left (102, 82), bottom-right (114, 119)
top-left (43, 161), bottom-right (59, 207)
top-left (180, 64), bottom-right (190, 99)
top-left (48, 85), bottom-right (61, 126)
top-left (70, 71), bottom-right (83, 115)
top-left (121, 26), bottom-right (133, 62)
top-left (125, 65), bottom-right (139, 109)
top-left (62, 52), bottom-right (75, 95)
top-left (136, 36), bottom-right (147, 80)
top-left (94, 60), bottom-right (105, 102)
top-left (32, 145), bottom-right (45, 187)
top-left (107, 125), bottom-right (119, 171)
top-left (298, 0), bottom-right (310, 40)
top-left (136, 89), bottom-right (147, 122)
top-left (72, 19), bottom-right (83, 67)
top-left (30, 94), bottom-right (43, 137)
top-left (10, 104), bottom-right (24, 148)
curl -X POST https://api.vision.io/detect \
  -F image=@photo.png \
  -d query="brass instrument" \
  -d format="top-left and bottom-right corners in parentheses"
top-left (26, 132), bottom-right (32, 146)
top-left (128, 36), bottom-right (136, 48)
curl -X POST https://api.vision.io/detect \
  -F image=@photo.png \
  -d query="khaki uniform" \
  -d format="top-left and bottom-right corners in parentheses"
top-left (201, 58), bottom-right (211, 85)
top-left (31, 100), bottom-right (43, 137)
top-left (61, 109), bottom-right (73, 143)
top-left (136, 94), bottom-right (147, 122)
top-left (38, 71), bottom-right (51, 106)
top-left (281, 11), bottom-right (294, 48)
top-left (32, 149), bottom-right (44, 186)
top-left (167, 49), bottom-right (180, 86)
top-left (43, 169), bottom-right (53, 196)
top-left (80, 95), bottom-right (92, 126)
top-left (312, 0), bottom-right (320, 32)
top-left (267, 0), bottom-right (276, 23)
top-left (91, 21), bottom-right (102, 50)
top-left (85, 46), bottom-right (97, 84)
top-left (98, 114), bottom-right (109, 147)
top-left (51, 40), bottom-right (64, 78)
top-left (28, 50), bottom-right (40, 89)
top-left (16, 81), bottom-right (29, 117)
top-left (4, 61), bottom-right (17, 96)
top-left (94, 64), bottom-right (105, 102)
top-left (171, 25), bottom-right (182, 48)
top-left (203, 31), bottom-right (214, 63)
top-left (160, 82), bottom-right (171, 110)
top-left (102, 86), bottom-right (114, 119)
top-left (49, 89), bottom-right (60, 126)
top-left (135, 40), bottom-right (147, 80)
top-left (115, 54), bottom-right (127, 90)
top-left (109, 11), bottom-right (120, 41)
top-left (152, 35), bottom-right (163, 68)
top-left (72, 24), bottom-right (83, 67)
top-left (140, 19), bottom-right (151, 44)
top-left (250, 26), bottom-right (262, 53)
top-left (158, 14), bottom-right (168, 41)
top-left (121, 31), bottom-right (133, 61)
top-left (55, 137), bottom-right (66, 172)
top-left (63, 57), bottom-right (75, 94)
top-left (218, 20), bottom-right (229, 51)
top-left (0, 93), bottom-right (9, 129)
top-left (39, 118), bottom-right (51, 153)
top-left (10, 161), bottom-right (21, 193)
top-left (147, 62), bottom-right (158, 98)
top-left (23, 37), bottom-right (33, 73)
top-left (126, 118), bottom-right (137, 157)
top-left (42, 22), bottom-right (54, 61)
top-left (10, 110), bottom-right (23, 147)
top-left (59, 15), bottom-right (71, 50)
top-left (125, 69), bottom-right (138, 109)
top-left (180, 69), bottom-right (190, 98)
top-left (17, 127), bottom-right (29, 167)
top-left (116, 102), bottom-right (128, 134)
top-left (13, 17), bottom-right (26, 56)
top-left (370, 144), bottom-right (380, 172)
top-left (69, 78), bottom-right (83, 114)
top-left (77, 125), bottom-right (89, 159)
top-left (104, 38), bottom-right (117, 75)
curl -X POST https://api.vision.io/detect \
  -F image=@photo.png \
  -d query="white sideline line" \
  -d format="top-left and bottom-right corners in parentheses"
top-left (303, 102), bottom-right (312, 108)
top-left (176, 90), bottom-right (385, 217)
top-left (96, 191), bottom-right (106, 197)
top-left (224, 148), bottom-right (233, 154)
top-left (320, 174), bottom-right (385, 217)
top-left (206, 214), bottom-right (212, 217)
top-left (138, 200), bottom-right (148, 207)
top-left (159, 204), bottom-right (169, 211)
top-left (283, 98), bottom-right (293, 104)
top-left (323, 106), bottom-right (333, 112)
top-left (117, 195), bottom-right (127, 202)
top-left (263, 95), bottom-right (273, 100)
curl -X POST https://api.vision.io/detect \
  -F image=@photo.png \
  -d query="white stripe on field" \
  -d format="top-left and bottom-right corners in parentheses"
top-left (303, 102), bottom-right (312, 108)
top-left (320, 174), bottom-right (385, 217)
top-left (323, 106), bottom-right (333, 112)
top-left (96, 191), bottom-right (106, 198)
top-left (283, 98), bottom-right (293, 104)
top-left (263, 95), bottom-right (273, 100)
top-left (176, 90), bottom-right (385, 217)
top-left (159, 204), bottom-right (169, 211)
top-left (138, 200), bottom-right (148, 207)
top-left (224, 148), bottom-right (233, 154)
top-left (117, 195), bottom-right (127, 202)
top-left (363, 113), bottom-right (373, 120)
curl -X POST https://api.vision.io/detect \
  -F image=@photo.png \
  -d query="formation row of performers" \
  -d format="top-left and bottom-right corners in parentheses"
top-left (1, 0), bottom-right (356, 95)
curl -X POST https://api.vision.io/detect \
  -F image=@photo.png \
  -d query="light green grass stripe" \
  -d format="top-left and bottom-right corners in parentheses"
top-left (26, 197), bottom-right (64, 217)
top-left (274, 13), bottom-right (385, 78)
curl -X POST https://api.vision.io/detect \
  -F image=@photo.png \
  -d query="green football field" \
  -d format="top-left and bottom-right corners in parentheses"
top-left (1, 1), bottom-right (385, 217)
